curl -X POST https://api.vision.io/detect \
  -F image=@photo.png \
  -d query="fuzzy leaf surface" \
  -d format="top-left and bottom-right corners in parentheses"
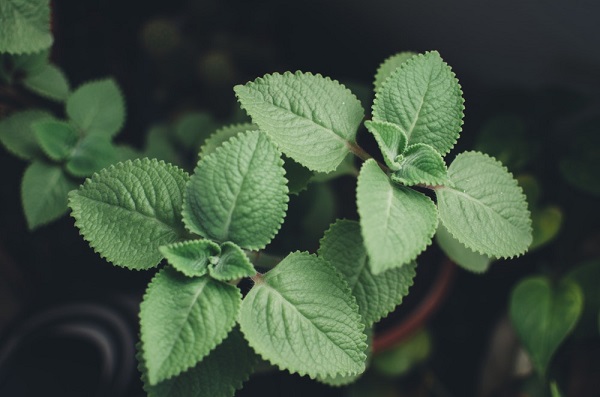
top-left (23, 64), bottom-right (70, 101)
top-left (234, 72), bottom-right (364, 172)
top-left (209, 242), bottom-right (255, 281)
top-left (141, 268), bottom-right (241, 385)
top-left (0, 0), bottom-right (52, 54)
top-left (357, 159), bottom-right (438, 273)
top-left (435, 223), bottom-right (491, 273)
top-left (239, 252), bottom-right (367, 378)
top-left (32, 120), bottom-right (78, 161)
top-left (69, 158), bottom-right (188, 270)
top-left (159, 239), bottom-right (221, 278)
top-left (22, 161), bottom-right (77, 229)
top-left (364, 120), bottom-right (407, 170)
top-left (373, 52), bottom-right (416, 93)
top-left (436, 152), bottom-right (532, 258)
top-left (183, 130), bottom-right (288, 250)
top-left (199, 122), bottom-right (256, 158)
top-left (372, 51), bottom-right (464, 155)
top-left (66, 78), bottom-right (125, 137)
top-left (0, 110), bottom-right (51, 160)
top-left (140, 328), bottom-right (258, 397)
top-left (391, 143), bottom-right (449, 186)
top-left (65, 135), bottom-right (118, 177)
top-left (510, 276), bottom-right (583, 375)
top-left (318, 219), bottom-right (416, 326)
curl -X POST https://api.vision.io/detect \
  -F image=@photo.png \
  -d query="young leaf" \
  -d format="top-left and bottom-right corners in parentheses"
top-left (0, 0), bottom-right (53, 54)
top-left (21, 161), bottom-right (78, 229)
top-left (357, 159), bottom-right (438, 273)
top-left (364, 120), bottom-right (407, 170)
top-left (0, 110), bottom-right (52, 160)
top-left (318, 219), bottom-right (416, 326)
top-left (139, 328), bottom-right (258, 397)
top-left (234, 71), bottom-right (364, 172)
top-left (23, 64), bottom-right (70, 101)
top-left (436, 151), bottom-right (532, 258)
top-left (65, 135), bottom-right (118, 177)
top-left (209, 242), bottom-right (255, 281)
top-left (372, 51), bottom-right (464, 155)
top-left (510, 276), bottom-right (583, 376)
top-left (373, 51), bottom-right (416, 93)
top-left (69, 158), bottom-right (189, 270)
top-left (32, 120), bottom-right (78, 161)
top-left (140, 268), bottom-right (241, 385)
top-left (199, 122), bottom-right (256, 158)
top-left (239, 252), bottom-right (367, 378)
top-left (391, 143), bottom-right (450, 187)
top-left (66, 78), bottom-right (126, 137)
top-left (159, 239), bottom-right (221, 278)
top-left (435, 223), bottom-right (492, 273)
top-left (174, 111), bottom-right (218, 149)
top-left (183, 130), bottom-right (288, 250)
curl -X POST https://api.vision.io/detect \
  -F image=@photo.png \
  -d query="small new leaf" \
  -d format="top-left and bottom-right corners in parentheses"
top-left (436, 151), bottom-right (532, 258)
top-left (0, 110), bottom-right (52, 160)
top-left (0, 0), bottom-right (53, 54)
top-left (140, 268), bottom-right (241, 385)
top-left (364, 120), bottom-right (407, 170)
top-left (234, 71), bottom-right (364, 172)
top-left (32, 120), bottom-right (78, 161)
top-left (159, 239), bottom-right (221, 278)
top-left (318, 219), bottom-right (416, 326)
top-left (23, 64), bottom-right (70, 101)
top-left (66, 78), bottom-right (126, 137)
top-left (183, 130), bottom-right (288, 250)
top-left (372, 51), bottom-right (464, 155)
top-left (391, 143), bottom-right (450, 187)
top-left (373, 52), bottom-right (416, 93)
top-left (69, 158), bottom-right (189, 270)
top-left (357, 159), bottom-right (438, 273)
top-left (209, 242), bottom-right (255, 281)
top-left (65, 135), bottom-right (119, 177)
top-left (239, 252), bottom-right (367, 378)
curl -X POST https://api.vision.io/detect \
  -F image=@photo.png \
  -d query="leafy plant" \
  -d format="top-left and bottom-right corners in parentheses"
top-left (63, 50), bottom-right (532, 395)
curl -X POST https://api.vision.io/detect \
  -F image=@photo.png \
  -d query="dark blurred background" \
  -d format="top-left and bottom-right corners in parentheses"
top-left (1, 1), bottom-right (599, 396)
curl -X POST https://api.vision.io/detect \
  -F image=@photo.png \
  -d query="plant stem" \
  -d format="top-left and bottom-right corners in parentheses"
top-left (347, 141), bottom-right (389, 172)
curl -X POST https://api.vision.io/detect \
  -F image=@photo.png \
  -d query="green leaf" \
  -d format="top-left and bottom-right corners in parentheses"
top-left (318, 219), bottom-right (416, 326)
top-left (435, 223), bottom-right (492, 273)
top-left (0, 110), bottom-right (52, 160)
top-left (436, 151), bottom-right (532, 258)
top-left (372, 329), bottom-right (431, 377)
top-left (199, 122), bottom-right (256, 158)
top-left (373, 51), bottom-right (416, 93)
top-left (140, 327), bottom-right (258, 397)
top-left (8, 49), bottom-right (49, 75)
top-left (32, 120), bottom-right (78, 161)
top-left (140, 268), bottom-right (241, 385)
top-left (21, 161), bottom-right (78, 229)
top-left (357, 159), bottom-right (438, 273)
top-left (209, 242), bottom-right (255, 281)
top-left (510, 276), bottom-right (583, 376)
top-left (530, 206), bottom-right (562, 250)
top-left (143, 124), bottom-right (182, 167)
top-left (391, 143), bottom-right (449, 186)
top-left (159, 239), bottom-right (221, 278)
top-left (550, 381), bottom-right (564, 397)
top-left (239, 252), bottom-right (367, 378)
top-left (66, 78), bottom-right (126, 137)
top-left (23, 64), bottom-right (70, 101)
top-left (283, 156), bottom-right (314, 195)
top-left (183, 130), bottom-right (288, 250)
top-left (372, 51), bottom-right (464, 155)
top-left (174, 111), bottom-right (218, 150)
top-left (311, 153), bottom-right (357, 183)
top-left (65, 135), bottom-right (118, 177)
top-left (364, 120), bottom-right (407, 170)
top-left (115, 144), bottom-right (142, 161)
top-left (0, 0), bottom-right (53, 54)
top-left (567, 260), bottom-right (600, 338)
top-left (475, 114), bottom-right (532, 172)
top-left (69, 158), bottom-right (189, 270)
top-left (234, 71), bottom-right (365, 172)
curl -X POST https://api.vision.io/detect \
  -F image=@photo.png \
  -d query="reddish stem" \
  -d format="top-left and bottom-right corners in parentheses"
top-left (372, 258), bottom-right (457, 354)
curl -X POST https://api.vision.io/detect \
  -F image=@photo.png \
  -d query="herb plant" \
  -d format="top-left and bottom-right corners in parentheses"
top-left (62, 50), bottom-right (532, 395)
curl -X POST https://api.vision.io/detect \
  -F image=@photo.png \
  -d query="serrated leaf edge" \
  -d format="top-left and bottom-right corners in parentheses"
top-left (198, 122), bottom-right (257, 158)
top-left (391, 143), bottom-right (451, 187)
top-left (159, 239), bottom-right (221, 278)
top-left (373, 51), bottom-right (417, 92)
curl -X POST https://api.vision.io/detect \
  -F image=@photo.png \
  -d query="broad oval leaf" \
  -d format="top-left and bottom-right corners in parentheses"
top-left (0, 0), bottom-right (53, 54)
top-left (391, 143), bottom-right (450, 187)
top-left (435, 223), bottom-right (492, 273)
top-left (159, 239), bottom-right (221, 278)
top-left (141, 268), bottom-right (241, 385)
top-left (372, 51), bottom-right (464, 155)
top-left (510, 276), bottom-right (583, 376)
top-left (318, 219), bottom-right (416, 326)
top-left (66, 78), bottom-right (126, 137)
top-left (23, 64), bottom-right (70, 102)
top-left (239, 252), bottom-right (367, 378)
top-left (69, 158), bottom-right (189, 270)
top-left (357, 159), bottom-right (438, 273)
top-left (65, 135), bottom-right (119, 177)
top-left (373, 52), bottom-right (416, 93)
top-left (183, 130), bottom-right (288, 250)
top-left (0, 110), bottom-right (52, 160)
top-left (234, 71), bottom-right (364, 172)
top-left (209, 242), bottom-right (255, 281)
top-left (32, 120), bottom-right (78, 161)
top-left (364, 120), bottom-right (407, 170)
top-left (436, 151), bottom-right (532, 258)
top-left (199, 122), bottom-right (256, 158)
top-left (22, 161), bottom-right (78, 230)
